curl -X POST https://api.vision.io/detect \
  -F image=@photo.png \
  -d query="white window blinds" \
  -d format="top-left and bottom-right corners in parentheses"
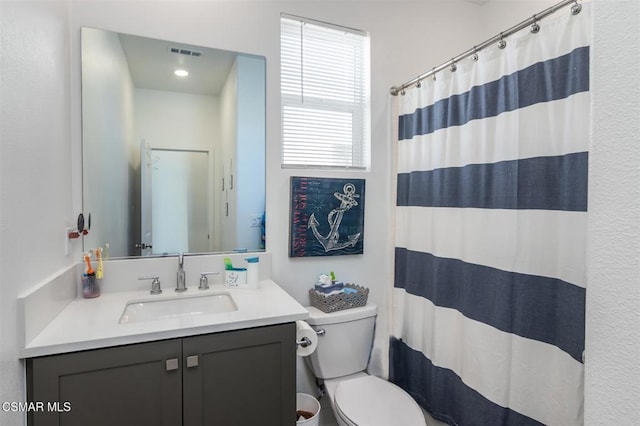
top-left (281, 15), bottom-right (370, 168)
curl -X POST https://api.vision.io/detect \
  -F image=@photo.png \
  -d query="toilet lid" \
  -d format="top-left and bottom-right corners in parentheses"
top-left (334, 375), bottom-right (425, 426)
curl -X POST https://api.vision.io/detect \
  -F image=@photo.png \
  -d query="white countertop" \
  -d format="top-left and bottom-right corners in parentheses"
top-left (21, 280), bottom-right (309, 358)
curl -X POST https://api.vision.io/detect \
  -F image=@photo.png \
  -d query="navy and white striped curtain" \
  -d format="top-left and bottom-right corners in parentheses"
top-left (390, 4), bottom-right (590, 425)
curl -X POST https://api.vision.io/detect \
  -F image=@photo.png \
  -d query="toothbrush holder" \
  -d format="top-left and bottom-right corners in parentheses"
top-left (224, 269), bottom-right (247, 287)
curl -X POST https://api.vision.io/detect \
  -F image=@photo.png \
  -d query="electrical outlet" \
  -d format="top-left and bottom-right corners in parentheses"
top-left (250, 214), bottom-right (262, 228)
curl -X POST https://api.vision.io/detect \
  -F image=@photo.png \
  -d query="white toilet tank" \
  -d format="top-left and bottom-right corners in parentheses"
top-left (305, 304), bottom-right (377, 380)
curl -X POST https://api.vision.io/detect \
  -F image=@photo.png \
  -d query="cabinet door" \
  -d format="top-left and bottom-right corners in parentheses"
top-left (27, 339), bottom-right (182, 426)
top-left (183, 323), bottom-right (296, 426)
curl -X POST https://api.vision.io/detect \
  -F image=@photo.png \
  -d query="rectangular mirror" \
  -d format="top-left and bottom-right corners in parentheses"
top-left (81, 27), bottom-right (266, 258)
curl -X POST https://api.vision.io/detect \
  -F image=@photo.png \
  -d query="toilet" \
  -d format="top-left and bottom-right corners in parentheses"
top-left (305, 304), bottom-right (426, 426)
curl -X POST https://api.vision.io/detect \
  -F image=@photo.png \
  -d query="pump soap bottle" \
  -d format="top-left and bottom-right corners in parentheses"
top-left (245, 257), bottom-right (259, 289)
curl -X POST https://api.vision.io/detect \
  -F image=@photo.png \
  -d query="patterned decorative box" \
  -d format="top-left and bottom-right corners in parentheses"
top-left (309, 284), bottom-right (369, 313)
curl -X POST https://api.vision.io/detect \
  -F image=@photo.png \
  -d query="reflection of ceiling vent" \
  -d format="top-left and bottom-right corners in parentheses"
top-left (168, 47), bottom-right (202, 57)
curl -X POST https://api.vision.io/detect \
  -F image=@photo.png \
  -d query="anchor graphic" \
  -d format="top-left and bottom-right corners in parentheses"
top-left (308, 183), bottom-right (361, 252)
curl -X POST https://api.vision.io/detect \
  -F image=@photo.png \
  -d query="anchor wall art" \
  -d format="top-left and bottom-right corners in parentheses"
top-left (289, 177), bottom-right (365, 257)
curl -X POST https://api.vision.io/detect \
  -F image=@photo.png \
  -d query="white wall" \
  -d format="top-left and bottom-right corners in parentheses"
top-left (0, 2), bottom-right (74, 426)
top-left (1, 1), bottom-right (638, 425)
top-left (479, 1), bottom-right (557, 37)
top-left (586, 0), bottom-right (640, 424)
top-left (134, 89), bottom-right (219, 152)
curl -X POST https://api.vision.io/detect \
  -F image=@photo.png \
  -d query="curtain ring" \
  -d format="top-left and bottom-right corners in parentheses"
top-left (415, 80), bottom-right (422, 89)
top-left (400, 88), bottom-right (406, 96)
top-left (471, 47), bottom-right (479, 62)
top-left (571, 1), bottom-right (582, 15)
top-left (431, 68), bottom-right (437, 81)
top-left (450, 60), bottom-right (457, 72)
top-left (498, 33), bottom-right (507, 49)
top-left (530, 15), bottom-right (540, 33)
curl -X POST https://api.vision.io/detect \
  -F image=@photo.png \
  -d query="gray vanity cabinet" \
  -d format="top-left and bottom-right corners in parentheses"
top-left (27, 323), bottom-right (296, 426)
top-left (183, 323), bottom-right (296, 426)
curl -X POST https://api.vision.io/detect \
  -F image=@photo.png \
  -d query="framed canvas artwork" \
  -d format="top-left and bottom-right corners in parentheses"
top-left (289, 177), bottom-right (365, 257)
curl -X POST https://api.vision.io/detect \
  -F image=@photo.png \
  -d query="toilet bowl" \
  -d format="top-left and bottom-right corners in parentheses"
top-left (305, 305), bottom-right (425, 426)
top-left (325, 373), bottom-right (425, 426)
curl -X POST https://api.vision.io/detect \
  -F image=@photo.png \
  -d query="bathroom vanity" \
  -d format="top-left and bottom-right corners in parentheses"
top-left (27, 323), bottom-right (295, 426)
top-left (20, 254), bottom-right (308, 426)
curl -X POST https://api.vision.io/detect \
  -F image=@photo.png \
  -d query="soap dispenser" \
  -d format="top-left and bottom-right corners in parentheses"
top-left (245, 257), bottom-right (259, 289)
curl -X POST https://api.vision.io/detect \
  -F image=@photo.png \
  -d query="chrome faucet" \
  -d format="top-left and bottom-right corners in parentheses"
top-left (176, 252), bottom-right (187, 292)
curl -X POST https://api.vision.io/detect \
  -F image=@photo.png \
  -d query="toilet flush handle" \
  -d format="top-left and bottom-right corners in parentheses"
top-left (315, 329), bottom-right (326, 337)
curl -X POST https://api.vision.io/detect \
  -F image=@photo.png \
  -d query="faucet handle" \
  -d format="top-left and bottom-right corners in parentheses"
top-left (139, 276), bottom-right (162, 295)
top-left (198, 272), bottom-right (219, 290)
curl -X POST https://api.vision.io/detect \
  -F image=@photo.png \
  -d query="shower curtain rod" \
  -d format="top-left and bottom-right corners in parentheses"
top-left (390, 0), bottom-right (582, 96)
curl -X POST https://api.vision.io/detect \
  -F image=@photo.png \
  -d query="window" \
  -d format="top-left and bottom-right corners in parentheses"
top-left (281, 15), bottom-right (370, 168)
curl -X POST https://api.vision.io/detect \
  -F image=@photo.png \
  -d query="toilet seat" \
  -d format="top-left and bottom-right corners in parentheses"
top-left (333, 375), bottom-right (425, 426)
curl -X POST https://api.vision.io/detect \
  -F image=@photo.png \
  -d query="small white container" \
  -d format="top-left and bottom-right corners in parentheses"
top-left (224, 269), bottom-right (246, 287)
top-left (296, 393), bottom-right (320, 426)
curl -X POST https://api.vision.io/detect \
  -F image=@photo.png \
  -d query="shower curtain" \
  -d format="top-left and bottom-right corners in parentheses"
top-left (390, 4), bottom-right (590, 426)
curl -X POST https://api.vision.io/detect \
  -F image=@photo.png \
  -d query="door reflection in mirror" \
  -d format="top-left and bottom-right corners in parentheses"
top-left (147, 149), bottom-right (210, 255)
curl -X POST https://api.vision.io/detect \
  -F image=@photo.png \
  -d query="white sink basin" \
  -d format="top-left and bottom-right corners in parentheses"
top-left (119, 292), bottom-right (237, 324)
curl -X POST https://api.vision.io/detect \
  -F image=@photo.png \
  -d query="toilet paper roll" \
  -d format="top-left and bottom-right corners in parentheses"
top-left (296, 320), bottom-right (318, 357)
